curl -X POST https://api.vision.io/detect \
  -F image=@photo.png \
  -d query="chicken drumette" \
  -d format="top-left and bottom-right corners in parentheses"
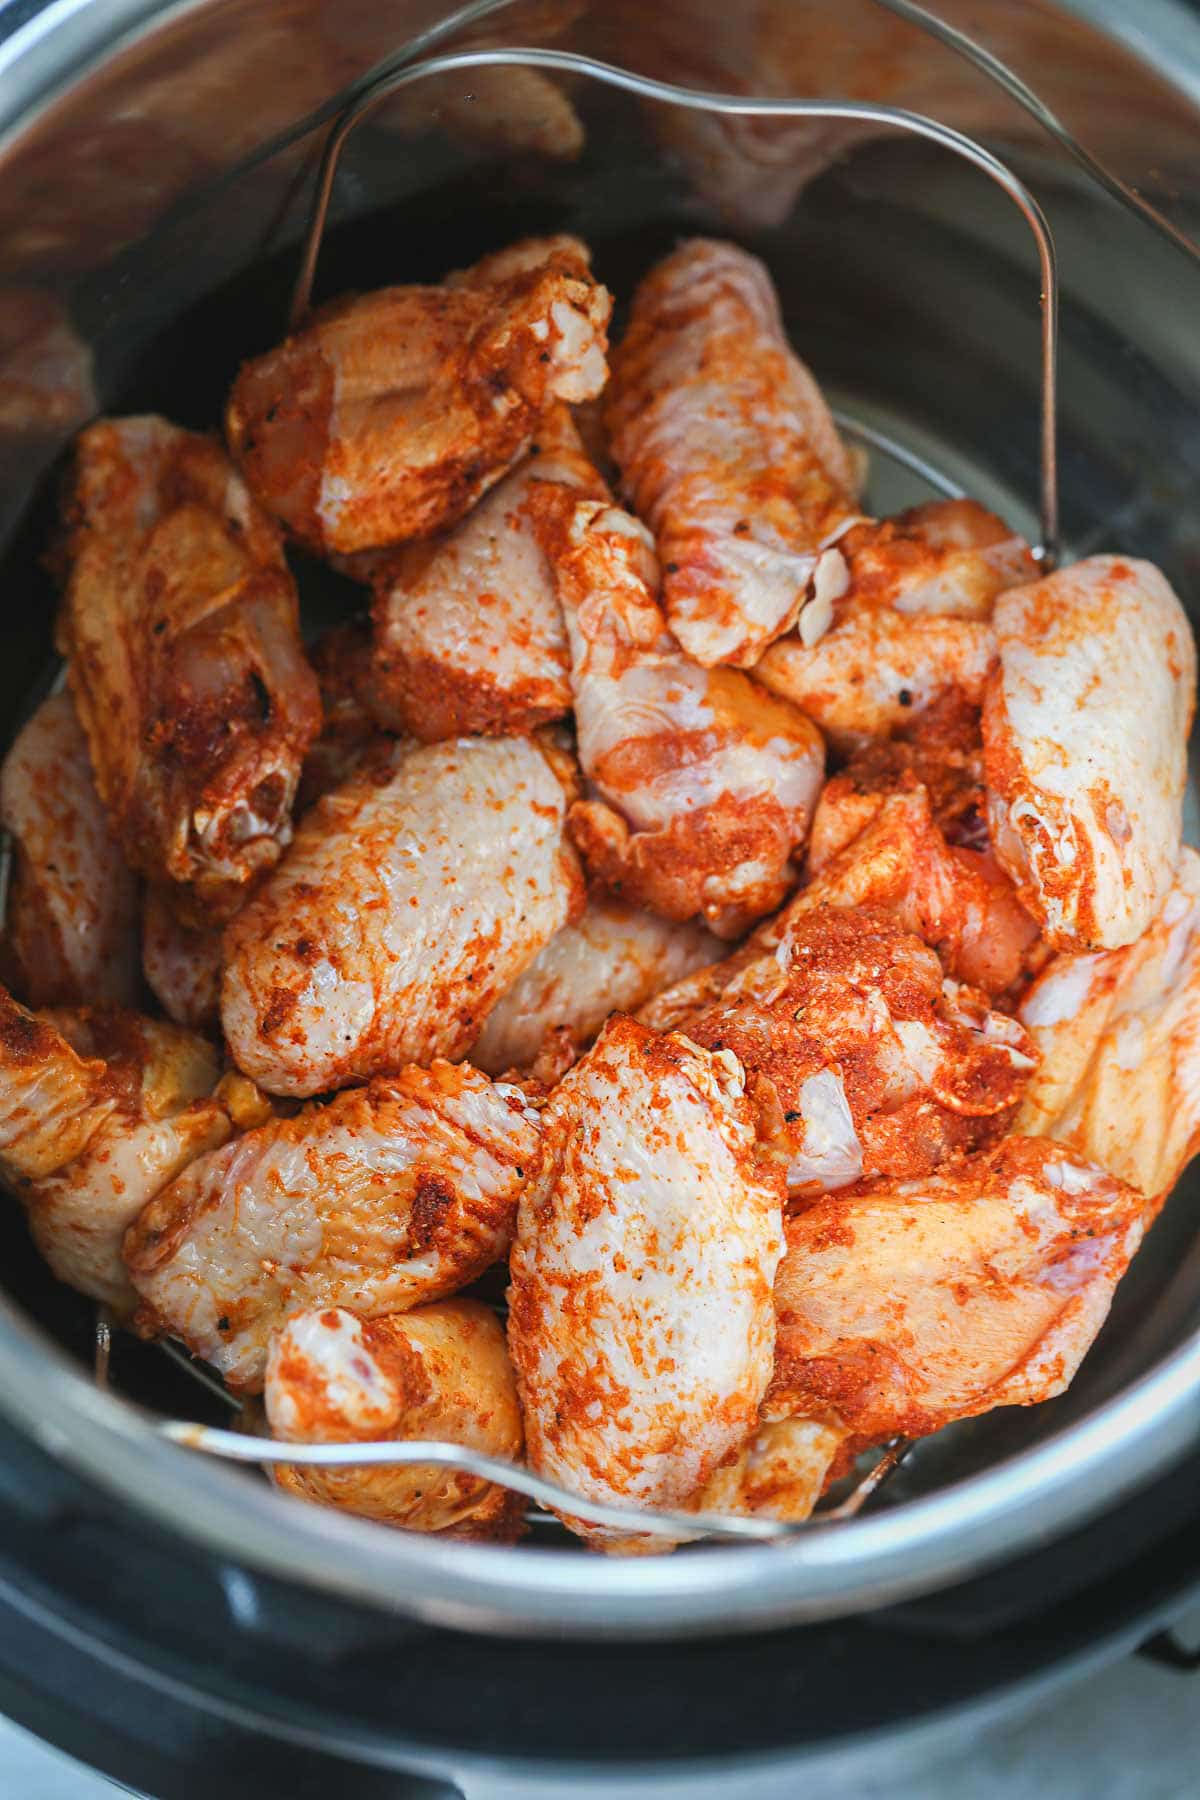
top-left (226, 236), bottom-right (611, 556)
top-left (56, 416), bottom-right (321, 918)
top-left (606, 238), bottom-right (861, 668)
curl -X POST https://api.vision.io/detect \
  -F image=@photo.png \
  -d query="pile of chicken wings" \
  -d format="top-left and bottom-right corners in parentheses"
top-left (1, 234), bottom-right (1196, 1553)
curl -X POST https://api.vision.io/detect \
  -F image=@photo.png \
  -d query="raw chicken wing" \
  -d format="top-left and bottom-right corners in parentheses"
top-left (226, 236), bottom-right (611, 555)
top-left (56, 416), bottom-right (321, 916)
top-left (266, 1299), bottom-right (523, 1539)
top-left (296, 618), bottom-right (394, 812)
top-left (141, 887), bottom-right (223, 1033)
top-left (366, 410), bottom-right (602, 740)
top-left (126, 1061), bottom-right (540, 1390)
top-left (689, 1415), bottom-right (846, 1527)
top-left (606, 238), bottom-right (860, 667)
top-left (508, 1015), bottom-right (783, 1549)
top-left (756, 499), bottom-right (1035, 751)
top-left (0, 994), bottom-right (250, 1309)
top-left (983, 556), bottom-right (1195, 949)
top-left (643, 787), bottom-right (1041, 1031)
top-left (0, 689), bottom-right (139, 1007)
top-left (470, 895), bottom-right (722, 1082)
top-left (686, 906), bottom-right (1036, 1200)
top-left (769, 1136), bottom-right (1146, 1446)
top-left (1017, 847), bottom-right (1200, 1210)
top-left (529, 484), bottom-right (824, 935)
top-left (221, 735), bottom-right (582, 1095)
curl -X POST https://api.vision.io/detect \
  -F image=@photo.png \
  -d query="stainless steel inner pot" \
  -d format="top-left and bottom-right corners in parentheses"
top-left (0, 0), bottom-right (1198, 1639)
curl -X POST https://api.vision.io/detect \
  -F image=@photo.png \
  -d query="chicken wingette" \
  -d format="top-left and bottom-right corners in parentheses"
top-left (0, 688), bottom-right (139, 1007)
top-left (221, 734), bottom-right (582, 1096)
top-left (508, 1015), bottom-right (783, 1550)
top-left (125, 1061), bottom-right (540, 1390)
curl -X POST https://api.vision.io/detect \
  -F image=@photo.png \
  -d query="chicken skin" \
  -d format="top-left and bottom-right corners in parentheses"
top-left (265, 1300), bottom-right (524, 1540)
top-left (528, 485), bottom-right (825, 936)
top-left (769, 1136), bottom-right (1146, 1447)
top-left (470, 895), bottom-right (722, 1083)
top-left (221, 735), bottom-right (581, 1096)
top-left (755, 499), bottom-right (1036, 752)
top-left (226, 236), bottom-right (611, 556)
top-left (56, 416), bottom-right (321, 917)
top-left (1017, 847), bottom-right (1200, 1211)
top-left (0, 689), bottom-right (139, 1007)
top-left (365, 411), bottom-right (602, 741)
top-left (0, 992), bottom-right (248, 1310)
top-left (983, 556), bottom-right (1195, 950)
top-left (295, 618), bottom-right (395, 813)
top-left (508, 1015), bottom-right (783, 1549)
top-left (141, 887), bottom-right (223, 1033)
top-left (686, 907), bottom-right (1035, 1201)
top-left (126, 1061), bottom-right (540, 1391)
top-left (606, 238), bottom-right (860, 668)
top-left (643, 786), bottom-right (1041, 1033)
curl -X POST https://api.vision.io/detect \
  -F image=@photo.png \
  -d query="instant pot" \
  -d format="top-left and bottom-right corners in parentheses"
top-left (0, 0), bottom-right (1198, 1791)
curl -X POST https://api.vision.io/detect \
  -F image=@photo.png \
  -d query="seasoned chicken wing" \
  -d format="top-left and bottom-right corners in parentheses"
top-left (508, 1015), bottom-right (783, 1549)
top-left (265, 1299), bottom-right (523, 1540)
top-left (366, 412), bottom-right (602, 741)
top-left (643, 786), bottom-right (1041, 1031)
top-left (470, 895), bottom-right (722, 1083)
top-left (296, 618), bottom-right (394, 813)
top-left (56, 416), bottom-right (321, 917)
top-left (606, 239), bottom-right (859, 668)
top-left (0, 689), bottom-right (139, 1007)
top-left (221, 735), bottom-right (581, 1096)
top-left (808, 691), bottom-right (989, 871)
top-left (126, 1061), bottom-right (540, 1390)
top-left (689, 1415), bottom-right (846, 1527)
top-left (983, 556), bottom-right (1195, 950)
top-left (141, 887), bottom-right (223, 1033)
top-left (755, 500), bottom-right (1035, 752)
top-left (1017, 847), bottom-right (1200, 1210)
top-left (529, 485), bottom-right (824, 935)
top-left (226, 236), bottom-right (611, 556)
top-left (0, 993), bottom-right (245, 1309)
top-left (769, 1136), bottom-right (1146, 1446)
top-left (686, 907), bottom-right (1035, 1200)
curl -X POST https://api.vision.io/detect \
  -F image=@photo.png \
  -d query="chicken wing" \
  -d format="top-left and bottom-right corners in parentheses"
top-left (0, 995), bottom-right (246, 1309)
top-left (769, 1136), bottom-right (1146, 1446)
top-left (508, 1014), bottom-right (783, 1549)
top-left (141, 887), bottom-right (223, 1033)
top-left (808, 691), bottom-right (989, 871)
top-left (56, 416), bottom-right (321, 917)
top-left (689, 1415), bottom-right (846, 1526)
top-left (296, 618), bottom-right (394, 813)
top-left (265, 1299), bottom-right (523, 1540)
top-left (755, 500), bottom-right (1036, 752)
top-left (226, 236), bottom-right (611, 556)
top-left (365, 410), bottom-right (602, 741)
top-left (686, 907), bottom-right (1035, 1201)
top-left (221, 735), bottom-right (581, 1096)
top-left (1017, 847), bottom-right (1200, 1211)
top-left (605, 238), bottom-right (860, 668)
top-left (0, 689), bottom-right (139, 1007)
top-left (126, 1061), bottom-right (540, 1390)
top-left (528, 485), bottom-right (824, 936)
top-left (643, 786), bottom-right (1041, 1032)
top-left (470, 895), bottom-right (723, 1083)
top-left (983, 556), bottom-right (1195, 950)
